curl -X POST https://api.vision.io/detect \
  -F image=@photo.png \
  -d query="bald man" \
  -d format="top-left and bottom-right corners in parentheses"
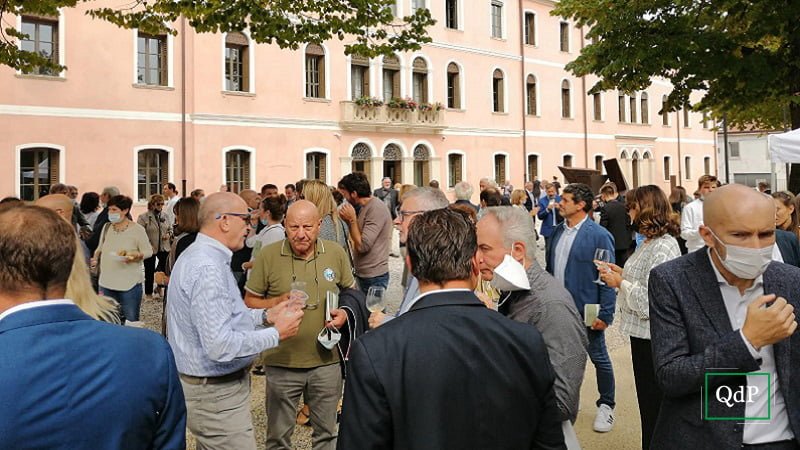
top-left (649, 184), bottom-right (800, 450)
top-left (166, 192), bottom-right (303, 450)
top-left (245, 200), bottom-right (355, 450)
top-left (35, 194), bottom-right (74, 223)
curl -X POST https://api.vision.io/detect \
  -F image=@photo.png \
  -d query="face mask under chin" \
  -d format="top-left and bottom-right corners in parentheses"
top-left (490, 254), bottom-right (531, 292)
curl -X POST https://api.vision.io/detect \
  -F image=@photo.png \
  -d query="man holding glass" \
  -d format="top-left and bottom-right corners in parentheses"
top-left (538, 182), bottom-right (564, 263)
top-left (546, 183), bottom-right (618, 434)
top-left (245, 200), bottom-right (355, 450)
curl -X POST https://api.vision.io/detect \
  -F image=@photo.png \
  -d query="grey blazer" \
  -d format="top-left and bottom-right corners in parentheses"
top-left (648, 249), bottom-right (800, 449)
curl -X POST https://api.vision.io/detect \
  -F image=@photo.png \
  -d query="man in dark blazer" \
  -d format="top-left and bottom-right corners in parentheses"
top-left (0, 204), bottom-right (186, 449)
top-left (373, 176), bottom-right (399, 220)
top-left (649, 184), bottom-right (800, 450)
top-left (546, 183), bottom-right (617, 434)
top-left (538, 182), bottom-right (564, 263)
top-left (338, 208), bottom-right (566, 450)
top-left (775, 228), bottom-right (800, 268)
top-left (598, 182), bottom-right (632, 267)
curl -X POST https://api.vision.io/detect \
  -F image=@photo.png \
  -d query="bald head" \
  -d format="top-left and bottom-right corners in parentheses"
top-left (239, 189), bottom-right (260, 210)
top-left (285, 200), bottom-right (321, 258)
top-left (35, 194), bottom-right (74, 223)
top-left (286, 200), bottom-right (320, 223)
top-left (703, 184), bottom-right (774, 230)
top-left (199, 192), bottom-right (248, 227)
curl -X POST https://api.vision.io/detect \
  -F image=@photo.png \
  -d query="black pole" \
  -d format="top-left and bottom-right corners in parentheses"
top-left (722, 113), bottom-right (730, 184)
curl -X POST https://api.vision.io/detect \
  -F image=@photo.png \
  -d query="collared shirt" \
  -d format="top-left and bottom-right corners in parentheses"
top-left (707, 251), bottom-right (794, 444)
top-left (680, 199), bottom-right (705, 252)
top-left (553, 215), bottom-right (589, 286)
top-left (0, 299), bottom-right (75, 322)
top-left (405, 288), bottom-right (473, 310)
top-left (166, 233), bottom-right (278, 377)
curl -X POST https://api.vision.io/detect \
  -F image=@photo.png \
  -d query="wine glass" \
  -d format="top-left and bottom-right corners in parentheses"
top-left (593, 248), bottom-right (611, 285)
top-left (366, 286), bottom-right (386, 313)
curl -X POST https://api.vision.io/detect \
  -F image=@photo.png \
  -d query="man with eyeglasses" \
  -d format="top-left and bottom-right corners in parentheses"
top-left (368, 187), bottom-right (449, 329)
top-left (167, 192), bottom-right (304, 450)
top-left (244, 200), bottom-right (355, 450)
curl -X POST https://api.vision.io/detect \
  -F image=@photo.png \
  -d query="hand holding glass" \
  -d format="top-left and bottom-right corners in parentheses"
top-left (366, 286), bottom-right (386, 313)
top-left (289, 281), bottom-right (309, 312)
top-left (593, 248), bottom-right (611, 285)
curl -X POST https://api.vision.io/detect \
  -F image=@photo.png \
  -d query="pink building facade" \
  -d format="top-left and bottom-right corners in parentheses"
top-left (1, 0), bottom-right (716, 211)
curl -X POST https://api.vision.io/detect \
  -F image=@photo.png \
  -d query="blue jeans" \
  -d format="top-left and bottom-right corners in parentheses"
top-left (587, 328), bottom-right (616, 408)
top-left (356, 273), bottom-right (389, 296)
top-left (101, 283), bottom-right (143, 323)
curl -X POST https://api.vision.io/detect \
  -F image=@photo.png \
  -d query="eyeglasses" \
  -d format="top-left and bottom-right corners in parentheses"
top-left (397, 210), bottom-right (427, 223)
top-left (216, 212), bottom-right (251, 222)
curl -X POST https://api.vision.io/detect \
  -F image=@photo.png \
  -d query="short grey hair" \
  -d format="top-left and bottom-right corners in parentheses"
top-left (481, 206), bottom-right (538, 262)
top-left (480, 177), bottom-right (498, 189)
top-left (101, 186), bottom-right (120, 197)
top-left (402, 187), bottom-right (449, 211)
top-left (454, 181), bottom-right (473, 201)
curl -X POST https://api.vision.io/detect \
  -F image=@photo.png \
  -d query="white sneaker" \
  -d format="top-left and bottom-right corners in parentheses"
top-left (593, 404), bottom-right (615, 432)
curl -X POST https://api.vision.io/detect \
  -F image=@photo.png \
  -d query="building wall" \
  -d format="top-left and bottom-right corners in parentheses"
top-left (716, 131), bottom-right (787, 191)
top-left (1, 0), bottom-right (716, 212)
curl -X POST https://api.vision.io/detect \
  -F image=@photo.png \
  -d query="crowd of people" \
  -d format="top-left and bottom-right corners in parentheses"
top-left (0, 171), bottom-right (798, 450)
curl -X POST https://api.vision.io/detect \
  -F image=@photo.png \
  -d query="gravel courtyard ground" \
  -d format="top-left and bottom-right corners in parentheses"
top-left (141, 228), bottom-right (637, 449)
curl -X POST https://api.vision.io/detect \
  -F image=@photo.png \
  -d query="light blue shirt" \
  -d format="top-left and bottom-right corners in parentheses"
top-left (382, 275), bottom-right (421, 325)
top-left (166, 233), bottom-right (279, 376)
top-left (553, 215), bottom-right (589, 286)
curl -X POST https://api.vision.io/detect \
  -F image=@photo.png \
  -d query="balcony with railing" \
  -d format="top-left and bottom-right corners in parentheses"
top-left (340, 100), bottom-right (446, 133)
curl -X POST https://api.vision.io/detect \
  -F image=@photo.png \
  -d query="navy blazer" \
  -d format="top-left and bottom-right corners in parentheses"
top-left (649, 250), bottom-right (800, 449)
top-left (338, 291), bottom-right (566, 450)
top-left (776, 229), bottom-right (800, 268)
top-left (537, 196), bottom-right (564, 238)
top-left (0, 304), bottom-right (186, 449)
top-left (546, 217), bottom-right (617, 325)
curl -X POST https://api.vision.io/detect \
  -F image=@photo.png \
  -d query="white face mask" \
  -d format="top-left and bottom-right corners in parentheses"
top-left (708, 228), bottom-right (773, 280)
top-left (317, 327), bottom-right (341, 350)
top-left (490, 254), bottom-right (531, 292)
top-left (108, 213), bottom-right (122, 224)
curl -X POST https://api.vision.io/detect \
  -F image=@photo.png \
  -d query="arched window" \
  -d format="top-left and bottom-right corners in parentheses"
top-left (620, 150), bottom-right (629, 160)
top-left (350, 54), bottom-right (370, 100)
top-left (631, 151), bottom-right (641, 188)
top-left (225, 149), bottom-right (251, 193)
top-left (561, 80), bottom-right (571, 118)
top-left (382, 55), bottom-right (401, 100)
top-left (137, 148), bottom-right (169, 202)
top-left (629, 93), bottom-right (637, 123)
top-left (305, 44), bottom-right (326, 98)
top-left (562, 154), bottom-right (573, 167)
top-left (661, 95), bottom-right (669, 125)
top-left (684, 156), bottom-right (692, 180)
top-left (494, 154), bottom-right (507, 184)
top-left (640, 92), bottom-right (649, 124)
top-left (493, 69), bottom-right (505, 113)
top-left (413, 144), bottom-right (431, 187)
top-left (526, 74), bottom-right (537, 115)
top-left (383, 144), bottom-right (403, 183)
top-left (527, 154), bottom-right (538, 180)
top-left (412, 57), bottom-right (428, 104)
top-left (224, 32), bottom-right (249, 92)
top-left (351, 142), bottom-right (372, 174)
top-left (19, 147), bottom-right (60, 201)
top-left (447, 63), bottom-right (461, 109)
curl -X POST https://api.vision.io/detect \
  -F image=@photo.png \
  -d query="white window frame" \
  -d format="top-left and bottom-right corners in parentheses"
top-left (14, 143), bottom-right (67, 199)
top-left (446, 150), bottom-right (467, 188)
top-left (444, 0), bottom-right (465, 31)
top-left (303, 147), bottom-right (332, 185)
top-left (491, 66), bottom-right (508, 113)
top-left (16, 9), bottom-right (66, 78)
top-left (559, 21), bottom-right (571, 53)
top-left (132, 28), bottom-right (174, 88)
top-left (489, 0), bottom-right (507, 40)
top-left (346, 55), bottom-right (377, 100)
top-left (378, 53), bottom-right (407, 100)
top-left (445, 60), bottom-right (466, 110)
top-left (221, 146), bottom-right (257, 190)
top-left (593, 153), bottom-right (606, 174)
top-left (663, 155), bottom-right (672, 181)
top-left (684, 156), bottom-right (692, 180)
top-left (526, 152), bottom-right (542, 181)
top-left (560, 78), bottom-right (573, 119)
top-left (408, 53), bottom-right (434, 104)
top-left (522, 10), bottom-right (538, 46)
top-left (492, 151), bottom-right (510, 183)
top-left (525, 72), bottom-right (540, 116)
top-left (302, 43), bottom-right (331, 100)
top-left (132, 145), bottom-right (174, 204)
top-left (561, 152), bottom-right (576, 168)
top-left (220, 31), bottom-right (256, 94)
top-left (591, 91), bottom-right (605, 121)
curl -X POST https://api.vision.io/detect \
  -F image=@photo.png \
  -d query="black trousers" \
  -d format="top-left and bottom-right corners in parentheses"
top-left (143, 251), bottom-right (168, 295)
top-left (630, 336), bottom-right (663, 450)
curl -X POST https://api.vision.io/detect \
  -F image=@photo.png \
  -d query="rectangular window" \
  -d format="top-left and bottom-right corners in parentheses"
top-left (225, 45), bottom-right (248, 91)
top-left (593, 93), bottom-right (602, 120)
top-left (662, 99), bottom-right (669, 126)
top-left (524, 13), bottom-right (535, 45)
top-left (447, 71), bottom-right (460, 109)
top-left (19, 148), bottom-right (59, 201)
top-left (225, 151), bottom-right (251, 193)
top-left (306, 152), bottom-right (327, 181)
top-left (629, 95), bottom-right (637, 123)
top-left (137, 33), bottom-right (167, 86)
top-left (137, 150), bottom-right (168, 202)
top-left (494, 155), bottom-right (507, 184)
top-left (411, 0), bottom-right (426, 13)
top-left (412, 72), bottom-right (428, 104)
top-left (526, 80), bottom-right (537, 115)
top-left (729, 141), bottom-right (740, 158)
top-left (684, 157), bottom-right (691, 180)
top-left (305, 54), bottom-right (324, 98)
top-left (351, 63), bottom-right (369, 100)
top-left (595, 155), bottom-right (604, 172)
top-left (448, 154), bottom-right (463, 188)
top-left (563, 155), bottom-right (573, 167)
top-left (618, 94), bottom-right (626, 122)
top-left (663, 157), bottom-right (671, 181)
top-left (20, 17), bottom-right (59, 76)
top-left (559, 22), bottom-right (569, 52)
top-left (493, 77), bottom-right (504, 112)
top-left (446, 0), bottom-right (458, 29)
top-left (702, 111), bottom-right (710, 129)
top-left (704, 157), bottom-right (711, 175)
top-left (383, 69), bottom-right (399, 100)
top-left (491, 1), bottom-right (503, 38)
top-left (528, 155), bottom-right (538, 181)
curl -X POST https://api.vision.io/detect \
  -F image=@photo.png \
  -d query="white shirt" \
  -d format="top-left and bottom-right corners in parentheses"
top-left (708, 251), bottom-right (794, 444)
top-left (553, 215), bottom-right (589, 286)
top-left (0, 299), bottom-right (75, 322)
top-left (680, 199), bottom-right (705, 252)
top-left (163, 194), bottom-right (180, 227)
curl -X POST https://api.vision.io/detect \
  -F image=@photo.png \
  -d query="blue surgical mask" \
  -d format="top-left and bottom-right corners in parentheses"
top-left (260, 218), bottom-right (269, 226)
top-left (108, 213), bottom-right (122, 224)
top-left (635, 232), bottom-right (646, 247)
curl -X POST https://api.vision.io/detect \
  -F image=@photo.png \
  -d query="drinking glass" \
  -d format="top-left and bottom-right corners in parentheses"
top-left (290, 281), bottom-right (310, 309)
top-left (593, 248), bottom-right (611, 285)
top-left (366, 286), bottom-right (386, 313)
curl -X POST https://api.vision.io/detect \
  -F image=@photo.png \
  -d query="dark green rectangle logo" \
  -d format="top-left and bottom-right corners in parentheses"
top-left (704, 372), bottom-right (771, 421)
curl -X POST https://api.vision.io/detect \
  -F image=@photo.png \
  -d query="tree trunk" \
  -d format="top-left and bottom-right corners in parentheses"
top-left (786, 102), bottom-right (800, 194)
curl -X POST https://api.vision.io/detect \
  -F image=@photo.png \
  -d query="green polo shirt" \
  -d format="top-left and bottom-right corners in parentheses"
top-left (245, 239), bottom-right (355, 369)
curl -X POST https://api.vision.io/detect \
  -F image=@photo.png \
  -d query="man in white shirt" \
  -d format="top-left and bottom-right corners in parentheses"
top-left (162, 182), bottom-right (180, 226)
top-left (680, 174), bottom-right (719, 252)
top-left (649, 184), bottom-right (800, 449)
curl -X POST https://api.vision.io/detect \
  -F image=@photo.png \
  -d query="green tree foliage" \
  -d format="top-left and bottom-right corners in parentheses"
top-left (1, 0), bottom-right (435, 74)
top-left (553, 0), bottom-right (800, 189)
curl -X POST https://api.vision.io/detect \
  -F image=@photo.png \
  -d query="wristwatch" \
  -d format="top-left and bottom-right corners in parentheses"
top-left (262, 309), bottom-right (270, 325)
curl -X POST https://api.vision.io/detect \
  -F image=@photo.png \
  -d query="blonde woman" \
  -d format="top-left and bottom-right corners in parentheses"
top-left (66, 238), bottom-right (120, 324)
top-left (303, 180), bottom-right (350, 250)
top-left (510, 189), bottom-right (528, 211)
